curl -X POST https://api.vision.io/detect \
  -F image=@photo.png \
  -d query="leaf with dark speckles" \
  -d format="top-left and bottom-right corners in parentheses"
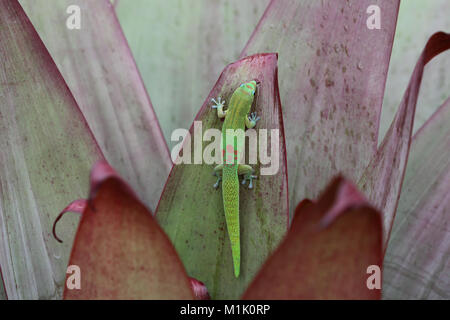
top-left (0, 0), bottom-right (103, 299)
top-left (20, 0), bottom-right (172, 212)
top-left (241, 0), bottom-right (400, 217)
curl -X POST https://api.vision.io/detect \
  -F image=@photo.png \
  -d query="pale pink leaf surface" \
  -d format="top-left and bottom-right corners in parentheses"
top-left (243, 177), bottom-right (383, 299)
top-left (115, 0), bottom-right (270, 143)
top-left (240, 0), bottom-right (400, 215)
top-left (0, 0), bottom-right (103, 299)
top-left (64, 161), bottom-right (194, 299)
top-left (382, 98), bottom-right (450, 299)
top-left (110, 0), bottom-right (119, 9)
top-left (20, 0), bottom-right (171, 211)
top-left (156, 53), bottom-right (288, 299)
top-left (358, 32), bottom-right (450, 247)
top-left (380, 0), bottom-right (450, 142)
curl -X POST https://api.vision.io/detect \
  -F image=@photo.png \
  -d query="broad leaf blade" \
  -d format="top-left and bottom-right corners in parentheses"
top-left (0, 0), bottom-right (103, 299)
top-left (243, 177), bottom-right (383, 299)
top-left (156, 53), bottom-right (288, 299)
top-left (65, 161), bottom-right (194, 299)
top-left (383, 98), bottom-right (450, 299)
top-left (115, 0), bottom-right (270, 143)
top-left (358, 32), bottom-right (450, 247)
top-left (241, 0), bottom-right (400, 217)
top-left (20, 0), bottom-right (171, 211)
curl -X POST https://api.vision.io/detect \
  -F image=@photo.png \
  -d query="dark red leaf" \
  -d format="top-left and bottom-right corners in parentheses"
top-left (64, 161), bottom-right (194, 299)
top-left (243, 177), bottom-right (382, 299)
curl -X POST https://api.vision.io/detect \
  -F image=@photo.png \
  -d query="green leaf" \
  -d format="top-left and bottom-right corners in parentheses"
top-left (0, 269), bottom-right (6, 300)
top-left (20, 0), bottom-right (171, 211)
top-left (156, 53), bottom-right (288, 299)
top-left (383, 98), bottom-right (450, 299)
top-left (115, 0), bottom-right (270, 144)
top-left (240, 0), bottom-right (400, 217)
top-left (0, 0), bottom-right (103, 299)
top-left (243, 177), bottom-right (382, 299)
top-left (64, 161), bottom-right (194, 299)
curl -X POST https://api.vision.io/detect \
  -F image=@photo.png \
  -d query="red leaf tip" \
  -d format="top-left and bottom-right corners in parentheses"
top-left (52, 199), bottom-right (87, 243)
top-left (189, 277), bottom-right (210, 300)
top-left (319, 176), bottom-right (372, 228)
top-left (53, 160), bottom-right (136, 244)
top-left (90, 160), bottom-right (117, 186)
top-left (89, 160), bottom-right (138, 201)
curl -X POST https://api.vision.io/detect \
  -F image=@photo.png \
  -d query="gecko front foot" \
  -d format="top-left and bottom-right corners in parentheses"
top-left (211, 97), bottom-right (227, 118)
top-left (211, 97), bottom-right (225, 109)
top-left (242, 173), bottom-right (258, 189)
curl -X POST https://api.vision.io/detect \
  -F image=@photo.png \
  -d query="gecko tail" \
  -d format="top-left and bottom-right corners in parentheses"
top-left (226, 201), bottom-right (241, 278)
top-left (232, 242), bottom-right (240, 278)
top-left (222, 172), bottom-right (241, 278)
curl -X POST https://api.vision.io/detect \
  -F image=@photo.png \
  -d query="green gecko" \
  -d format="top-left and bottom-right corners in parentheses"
top-left (211, 80), bottom-right (260, 278)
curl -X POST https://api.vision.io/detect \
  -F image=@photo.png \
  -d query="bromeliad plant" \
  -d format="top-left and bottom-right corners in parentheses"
top-left (0, 0), bottom-right (449, 300)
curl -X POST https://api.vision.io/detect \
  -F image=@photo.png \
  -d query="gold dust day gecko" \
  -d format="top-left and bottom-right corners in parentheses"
top-left (211, 80), bottom-right (260, 278)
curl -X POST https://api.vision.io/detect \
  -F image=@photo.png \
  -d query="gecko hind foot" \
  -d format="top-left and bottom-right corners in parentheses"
top-left (249, 112), bottom-right (261, 123)
top-left (213, 173), bottom-right (222, 189)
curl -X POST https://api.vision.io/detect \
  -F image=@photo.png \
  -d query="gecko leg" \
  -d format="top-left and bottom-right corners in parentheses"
top-left (211, 97), bottom-right (228, 118)
top-left (245, 112), bottom-right (260, 129)
top-left (238, 165), bottom-right (258, 189)
top-left (212, 164), bottom-right (223, 189)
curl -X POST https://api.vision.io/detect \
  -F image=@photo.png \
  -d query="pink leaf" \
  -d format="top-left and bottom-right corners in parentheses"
top-left (20, 0), bottom-right (172, 211)
top-left (0, 0), bottom-right (103, 299)
top-left (240, 0), bottom-right (400, 215)
top-left (383, 98), bottom-right (450, 299)
top-left (358, 32), bottom-right (450, 248)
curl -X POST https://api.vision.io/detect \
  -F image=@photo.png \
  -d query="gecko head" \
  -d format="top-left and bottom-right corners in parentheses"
top-left (239, 80), bottom-right (257, 97)
top-left (233, 80), bottom-right (258, 116)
